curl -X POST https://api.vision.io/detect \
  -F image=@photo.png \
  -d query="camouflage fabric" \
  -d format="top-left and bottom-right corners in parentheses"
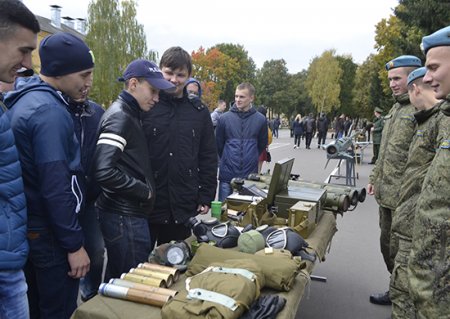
top-left (369, 93), bottom-right (417, 209)
top-left (379, 206), bottom-right (395, 273)
top-left (390, 239), bottom-right (415, 319)
top-left (408, 97), bottom-right (450, 319)
top-left (372, 115), bottom-right (384, 145)
top-left (391, 103), bottom-right (443, 240)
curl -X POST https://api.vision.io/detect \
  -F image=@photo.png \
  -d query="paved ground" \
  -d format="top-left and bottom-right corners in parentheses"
top-left (264, 129), bottom-right (391, 319)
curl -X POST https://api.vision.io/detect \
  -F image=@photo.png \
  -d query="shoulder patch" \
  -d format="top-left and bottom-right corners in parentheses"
top-left (415, 129), bottom-right (424, 137)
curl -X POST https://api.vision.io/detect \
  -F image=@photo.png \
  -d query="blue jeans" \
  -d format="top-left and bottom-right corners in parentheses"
top-left (98, 209), bottom-right (152, 282)
top-left (78, 203), bottom-right (105, 300)
top-left (218, 181), bottom-right (233, 202)
top-left (25, 229), bottom-right (79, 319)
top-left (0, 270), bottom-right (29, 319)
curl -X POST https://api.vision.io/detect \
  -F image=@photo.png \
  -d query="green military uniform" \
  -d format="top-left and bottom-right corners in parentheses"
top-left (371, 113), bottom-right (384, 163)
top-left (408, 97), bottom-right (450, 318)
top-left (389, 103), bottom-right (443, 319)
top-left (369, 93), bottom-right (416, 273)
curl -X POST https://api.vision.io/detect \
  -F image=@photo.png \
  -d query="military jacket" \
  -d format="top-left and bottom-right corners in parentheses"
top-left (409, 96), bottom-right (450, 314)
top-left (372, 116), bottom-right (384, 145)
top-left (391, 103), bottom-right (443, 240)
top-left (369, 93), bottom-right (416, 209)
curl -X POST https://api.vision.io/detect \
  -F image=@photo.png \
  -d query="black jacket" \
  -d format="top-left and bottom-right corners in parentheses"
top-left (94, 91), bottom-right (155, 218)
top-left (142, 91), bottom-right (218, 224)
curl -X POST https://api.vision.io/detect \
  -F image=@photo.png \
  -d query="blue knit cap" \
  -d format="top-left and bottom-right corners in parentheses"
top-left (39, 32), bottom-right (94, 76)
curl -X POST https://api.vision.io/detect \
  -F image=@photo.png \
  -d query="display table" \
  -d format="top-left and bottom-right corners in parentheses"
top-left (71, 213), bottom-right (337, 319)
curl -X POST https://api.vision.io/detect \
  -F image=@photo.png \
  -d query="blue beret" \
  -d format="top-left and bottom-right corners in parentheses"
top-left (421, 25), bottom-right (450, 54)
top-left (385, 55), bottom-right (422, 71)
top-left (407, 67), bottom-right (427, 86)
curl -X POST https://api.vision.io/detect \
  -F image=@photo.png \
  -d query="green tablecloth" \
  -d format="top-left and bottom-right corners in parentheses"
top-left (71, 213), bottom-right (337, 319)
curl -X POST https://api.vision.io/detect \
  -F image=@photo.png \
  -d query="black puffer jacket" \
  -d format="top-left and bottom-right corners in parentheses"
top-left (94, 91), bottom-right (155, 218)
top-left (142, 91), bottom-right (218, 224)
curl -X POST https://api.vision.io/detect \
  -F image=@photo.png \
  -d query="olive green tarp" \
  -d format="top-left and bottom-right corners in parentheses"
top-left (71, 212), bottom-right (337, 319)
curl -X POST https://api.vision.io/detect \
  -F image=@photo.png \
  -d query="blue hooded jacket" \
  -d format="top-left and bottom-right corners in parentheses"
top-left (216, 104), bottom-right (268, 183)
top-left (0, 102), bottom-right (28, 270)
top-left (5, 76), bottom-right (84, 253)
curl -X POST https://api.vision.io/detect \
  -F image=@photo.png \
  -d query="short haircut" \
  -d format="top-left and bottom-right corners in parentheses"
top-left (236, 82), bottom-right (255, 96)
top-left (218, 99), bottom-right (226, 105)
top-left (0, 0), bottom-right (40, 40)
top-left (159, 46), bottom-right (192, 75)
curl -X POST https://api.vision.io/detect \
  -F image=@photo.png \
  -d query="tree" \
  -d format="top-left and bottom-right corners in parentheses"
top-left (353, 54), bottom-right (387, 119)
top-left (86, 0), bottom-right (148, 106)
top-left (191, 47), bottom-right (239, 109)
top-left (336, 55), bottom-right (357, 117)
top-left (255, 59), bottom-right (289, 115)
top-left (213, 43), bottom-right (257, 103)
top-left (305, 50), bottom-right (342, 115)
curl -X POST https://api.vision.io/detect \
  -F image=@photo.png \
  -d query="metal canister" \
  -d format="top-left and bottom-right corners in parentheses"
top-left (120, 273), bottom-right (167, 288)
top-left (129, 268), bottom-right (174, 287)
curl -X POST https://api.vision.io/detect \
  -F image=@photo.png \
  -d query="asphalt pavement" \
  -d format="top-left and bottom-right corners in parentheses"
top-left (264, 129), bottom-right (391, 319)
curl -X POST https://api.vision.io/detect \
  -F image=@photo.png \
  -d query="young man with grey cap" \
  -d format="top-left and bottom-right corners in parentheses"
top-left (367, 55), bottom-right (420, 306)
top-left (0, 1), bottom-right (39, 318)
top-left (407, 25), bottom-right (450, 319)
top-left (5, 32), bottom-right (93, 319)
top-left (389, 66), bottom-right (443, 319)
top-left (93, 59), bottom-right (174, 282)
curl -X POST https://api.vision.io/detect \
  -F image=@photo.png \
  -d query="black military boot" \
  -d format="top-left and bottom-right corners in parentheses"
top-left (369, 291), bottom-right (392, 305)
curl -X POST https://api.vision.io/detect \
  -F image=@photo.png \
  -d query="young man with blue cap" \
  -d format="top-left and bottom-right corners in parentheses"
top-left (93, 59), bottom-right (174, 281)
top-left (0, 1), bottom-right (39, 318)
top-left (367, 54), bottom-right (421, 306)
top-left (389, 66), bottom-right (443, 319)
top-left (5, 32), bottom-right (93, 319)
top-left (408, 25), bottom-right (450, 319)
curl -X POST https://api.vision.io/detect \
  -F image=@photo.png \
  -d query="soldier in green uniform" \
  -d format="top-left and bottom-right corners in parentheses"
top-left (369, 107), bottom-right (384, 164)
top-left (389, 67), bottom-right (443, 319)
top-left (408, 25), bottom-right (450, 319)
top-left (367, 55), bottom-right (421, 305)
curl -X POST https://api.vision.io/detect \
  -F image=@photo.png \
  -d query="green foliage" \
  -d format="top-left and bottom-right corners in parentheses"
top-left (336, 55), bottom-right (357, 117)
top-left (212, 43), bottom-right (257, 103)
top-left (305, 50), bottom-right (342, 115)
top-left (255, 59), bottom-right (290, 115)
top-left (85, 0), bottom-right (148, 107)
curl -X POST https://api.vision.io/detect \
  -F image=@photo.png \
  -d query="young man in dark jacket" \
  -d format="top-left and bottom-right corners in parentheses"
top-left (216, 83), bottom-right (268, 201)
top-left (317, 113), bottom-right (329, 148)
top-left (67, 93), bottom-right (105, 301)
top-left (0, 2), bottom-right (39, 317)
top-left (6, 32), bottom-right (92, 319)
top-left (94, 59), bottom-right (174, 281)
top-left (142, 47), bottom-right (218, 245)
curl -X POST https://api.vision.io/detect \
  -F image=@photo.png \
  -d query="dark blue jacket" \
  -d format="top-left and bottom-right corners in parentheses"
top-left (293, 119), bottom-right (304, 136)
top-left (216, 105), bottom-right (268, 183)
top-left (67, 99), bottom-right (104, 204)
top-left (5, 76), bottom-right (84, 253)
top-left (0, 103), bottom-right (28, 270)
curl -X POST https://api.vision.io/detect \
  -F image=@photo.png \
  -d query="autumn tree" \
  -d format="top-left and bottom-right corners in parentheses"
top-left (213, 43), bottom-right (257, 103)
top-left (305, 50), bottom-right (342, 115)
top-left (191, 47), bottom-right (239, 109)
top-left (86, 0), bottom-right (149, 106)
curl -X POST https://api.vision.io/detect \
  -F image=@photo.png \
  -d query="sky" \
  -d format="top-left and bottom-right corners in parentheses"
top-left (23, 0), bottom-right (399, 74)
